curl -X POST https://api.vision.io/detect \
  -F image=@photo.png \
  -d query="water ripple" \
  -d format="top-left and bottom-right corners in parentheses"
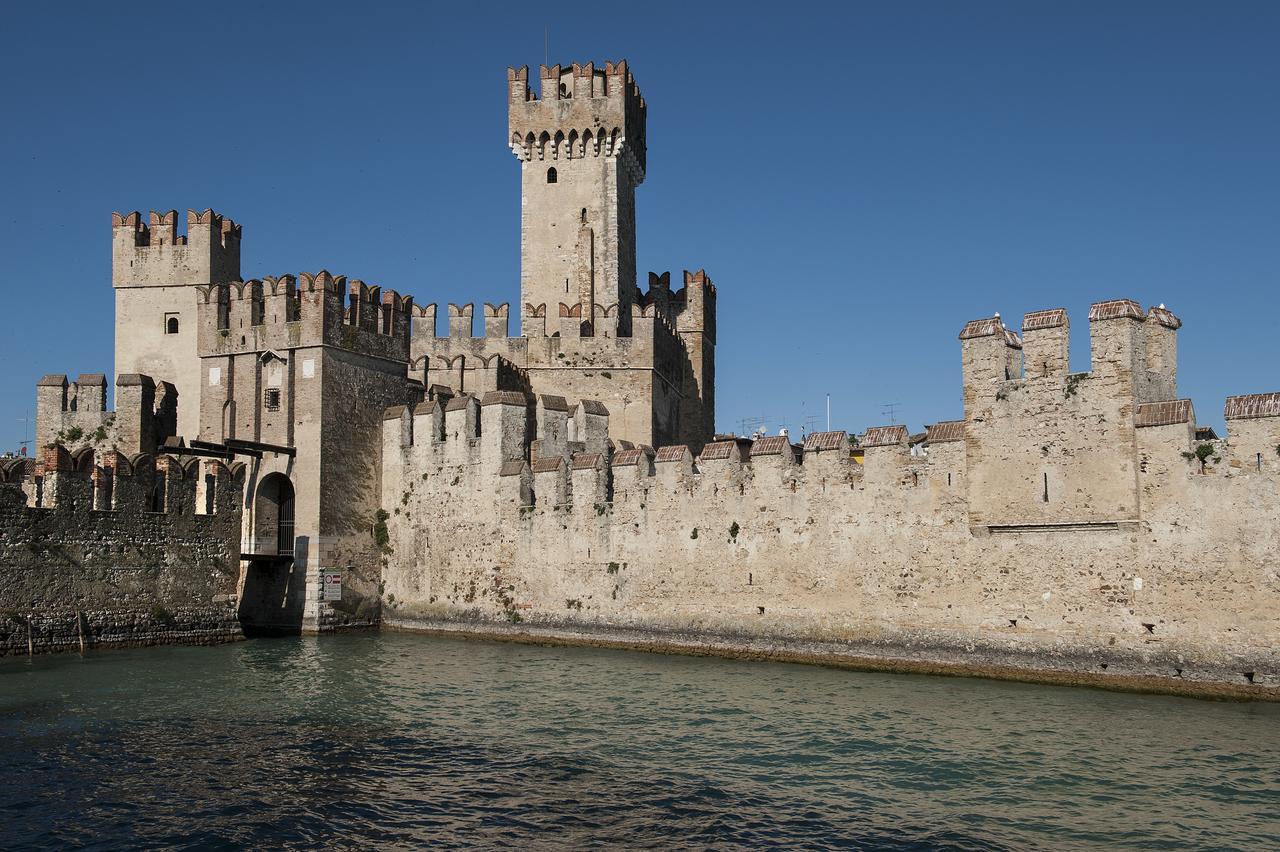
top-left (1, 634), bottom-right (1277, 850)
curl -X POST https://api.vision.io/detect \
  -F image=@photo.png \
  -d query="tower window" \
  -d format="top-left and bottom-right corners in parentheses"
top-left (164, 313), bottom-right (180, 334)
top-left (265, 388), bottom-right (281, 411)
top-left (547, 167), bottom-right (557, 184)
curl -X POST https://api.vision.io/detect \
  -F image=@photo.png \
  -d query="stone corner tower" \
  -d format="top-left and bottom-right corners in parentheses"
top-left (508, 61), bottom-right (646, 336)
top-left (111, 209), bottom-right (242, 440)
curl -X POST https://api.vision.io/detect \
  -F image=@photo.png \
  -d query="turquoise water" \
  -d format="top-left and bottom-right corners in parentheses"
top-left (1, 634), bottom-right (1277, 850)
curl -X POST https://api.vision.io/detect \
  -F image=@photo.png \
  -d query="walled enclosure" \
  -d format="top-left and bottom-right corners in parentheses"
top-left (13, 58), bottom-right (1279, 697)
top-left (380, 301), bottom-right (1280, 697)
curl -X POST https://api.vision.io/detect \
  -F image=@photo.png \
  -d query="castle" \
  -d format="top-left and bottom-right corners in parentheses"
top-left (4, 61), bottom-right (1279, 697)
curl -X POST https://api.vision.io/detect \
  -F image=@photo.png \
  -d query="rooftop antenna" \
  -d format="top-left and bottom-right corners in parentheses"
top-left (826, 394), bottom-right (831, 432)
top-left (881, 402), bottom-right (901, 425)
top-left (17, 410), bottom-right (32, 456)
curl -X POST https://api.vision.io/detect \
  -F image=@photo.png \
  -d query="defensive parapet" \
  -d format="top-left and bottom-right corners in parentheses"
top-left (961, 299), bottom-right (1189, 527)
top-left (1224, 393), bottom-right (1280, 473)
top-left (508, 60), bottom-right (646, 176)
top-left (35, 372), bottom-right (176, 455)
top-left (408, 270), bottom-right (711, 450)
top-left (378, 295), bottom-right (1280, 697)
top-left (112, 209), bottom-right (241, 287)
top-left (11, 441), bottom-right (242, 517)
top-left (382, 389), bottom-right (914, 510)
top-left (195, 271), bottom-right (414, 363)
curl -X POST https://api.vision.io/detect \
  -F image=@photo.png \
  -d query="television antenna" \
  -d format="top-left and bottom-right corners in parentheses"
top-left (881, 402), bottom-right (901, 425)
top-left (738, 415), bottom-right (770, 439)
top-left (16, 411), bottom-right (32, 456)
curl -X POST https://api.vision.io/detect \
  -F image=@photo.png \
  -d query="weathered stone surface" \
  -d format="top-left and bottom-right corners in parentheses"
top-left (0, 470), bottom-right (243, 656)
top-left (380, 301), bottom-right (1280, 698)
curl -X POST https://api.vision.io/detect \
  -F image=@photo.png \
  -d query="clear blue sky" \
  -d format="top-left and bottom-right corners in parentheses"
top-left (2, 1), bottom-right (1277, 451)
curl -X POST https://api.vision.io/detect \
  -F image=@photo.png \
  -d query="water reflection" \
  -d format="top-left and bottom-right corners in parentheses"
top-left (1, 635), bottom-right (1277, 850)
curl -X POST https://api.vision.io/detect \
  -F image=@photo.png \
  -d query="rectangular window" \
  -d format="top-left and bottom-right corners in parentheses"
top-left (265, 388), bottom-right (281, 411)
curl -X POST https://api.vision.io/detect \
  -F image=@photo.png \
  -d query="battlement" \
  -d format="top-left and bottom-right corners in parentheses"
top-left (961, 301), bottom-right (1183, 403)
top-left (35, 372), bottom-right (176, 455)
top-left (508, 60), bottom-right (646, 175)
top-left (387, 295), bottom-right (1280, 529)
top-left (112, 208), bottom-right (241, 287)
top-left (7, 442), bottom-right (242, 517)
top-left (196, 270), bottom-right (414, 361)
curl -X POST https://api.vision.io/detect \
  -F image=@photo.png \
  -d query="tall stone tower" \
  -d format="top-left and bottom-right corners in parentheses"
top-left (112, 209), bottom-right (241, 440)
top-left (508, 61), bottom-right (646, 335)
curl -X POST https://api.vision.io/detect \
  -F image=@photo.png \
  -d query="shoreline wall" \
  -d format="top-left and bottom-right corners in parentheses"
top-left (0, 447), bottom-right (245, 656)
top-left (379, 302), bottom-right (1280, 699)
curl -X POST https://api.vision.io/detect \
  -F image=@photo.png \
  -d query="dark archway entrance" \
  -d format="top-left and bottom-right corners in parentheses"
top-left (253, 473), bottom-right (295, 557)
top-left (240, 473), bottom-right (303, 636)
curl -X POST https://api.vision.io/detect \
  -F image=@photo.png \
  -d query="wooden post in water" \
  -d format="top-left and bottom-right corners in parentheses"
top-left (76, 612), bottom-right (85, 654)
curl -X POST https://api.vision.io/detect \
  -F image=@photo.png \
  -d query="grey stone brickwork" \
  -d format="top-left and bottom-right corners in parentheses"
top-left (0, 444), bottom-right (244, 656)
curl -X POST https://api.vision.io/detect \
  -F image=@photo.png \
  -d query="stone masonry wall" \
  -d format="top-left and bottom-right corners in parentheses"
top-left (379, 303), bottom-right (1280, 697)
top-left (0, 459), bottom-right (244, 656)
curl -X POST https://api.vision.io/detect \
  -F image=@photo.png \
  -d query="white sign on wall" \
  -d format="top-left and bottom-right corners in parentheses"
top-left (302, 359), bottom-right (315, 379)
top-left (322, 570), bottom-right (343, 602)
top-left (209, 367), bottom-right (221, 386)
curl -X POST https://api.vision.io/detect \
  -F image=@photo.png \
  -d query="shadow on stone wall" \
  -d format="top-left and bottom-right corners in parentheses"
top-left (238, 542), bottom-right (307, 636)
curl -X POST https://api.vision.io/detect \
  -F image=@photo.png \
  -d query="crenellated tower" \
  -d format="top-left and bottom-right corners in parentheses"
top-left (112, 209), bottom-right (242, 440)
top-left (508, 61), bottom-right (646, 336)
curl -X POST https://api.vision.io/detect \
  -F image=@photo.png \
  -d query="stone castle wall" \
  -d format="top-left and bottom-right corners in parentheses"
top-left (378, 302), bottom-right (1280, 696)
top-left (410, 270), bottom-right (716, 451)
top-left (0, 446), bottom-right (245, 656)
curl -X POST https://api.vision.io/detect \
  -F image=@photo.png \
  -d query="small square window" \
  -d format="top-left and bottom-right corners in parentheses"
top-left (164, 313), bottom-right (180, 334)
top-left (265, 388), bottom-right (281, 411)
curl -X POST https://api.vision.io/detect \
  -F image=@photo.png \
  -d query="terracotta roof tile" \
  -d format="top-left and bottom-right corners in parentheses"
top-left (538, 394), bottom-right (569, 412)
top-left (531, 456), bottom-right (564, 473)
top-left (611, 447), bottom-right (654, 467)
top-left (802, 431), bottom-right (847, 452)
top-left (959, 317), bottom-right (1021, 348)
top-left (958, 317), bottom-right (1002, 340)
top-left (1135, 399), bottom-right (1193, 428)
top-left (654, 445), bottom-right (690, 463)
top-left (1022, 308), bottom-right (1067, 332)
top-left (925, 420), bottom-right (965, 443)
top-left (413, 400), bottom-right (439, 416)
top-left (571, 452), bottom-right (603, 470)
top-left (498, 460), bottom-right (527, 477)
top-left (861, 425), bottom-right (908, 448)
top-left (480, 390), bottom-right (529, 406)
top-left (750, 435), bottom-right (793, 456)
top-left (1147, 306), bottom-right (1182, 329)
top-left (1224, 392), bottom-right (1280, 421)
top-left (576, 399), bottom-right (609, 416)
top-left (699, 440), bottom-right (737, 460)
top-left (444, 395), bottom-right (473, 412)
top-left (383, 405), bottom-right (408, 420)
top-left (1088, 299), bottom-right (1144, 322)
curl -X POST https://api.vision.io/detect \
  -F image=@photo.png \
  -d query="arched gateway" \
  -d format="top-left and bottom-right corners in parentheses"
top-left (253, 473), bottom-right (295, 557)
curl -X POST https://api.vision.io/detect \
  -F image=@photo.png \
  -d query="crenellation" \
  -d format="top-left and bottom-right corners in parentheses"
top-left (483, 303), bottom-right (510, 338)
top-left (22, 56), bottom-right (1274, 692)
top-left (531, 455), bottom-right (568, 506)
top-left (1021, 308), bottom-right (1069, 380)
top-left (570, 451), bottom-right (609, 508)
top-left (448, 303), bottom-right (474, 338)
